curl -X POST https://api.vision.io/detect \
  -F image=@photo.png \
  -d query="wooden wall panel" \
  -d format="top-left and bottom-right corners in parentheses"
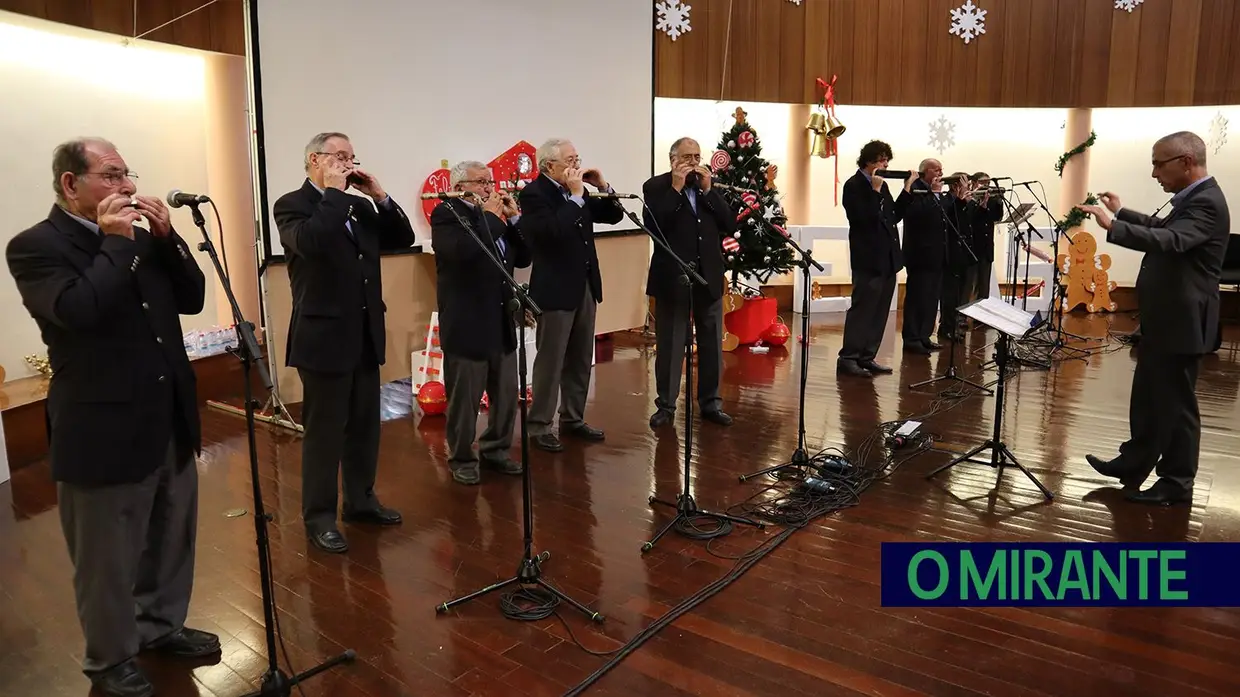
top-left (0, 0), bottom-right (245, 55)
top-left (655, 0), bottom-right (1240, 108)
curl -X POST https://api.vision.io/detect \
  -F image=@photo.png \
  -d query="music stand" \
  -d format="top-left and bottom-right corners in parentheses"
top-left (926, 297), bottom-right (1054, 501)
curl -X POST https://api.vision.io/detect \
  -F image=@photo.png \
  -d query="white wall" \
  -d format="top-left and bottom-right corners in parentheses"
top-left (0, 11), bottom-right (227, 380)
top-left (252, 0), bottom-right (655, 256)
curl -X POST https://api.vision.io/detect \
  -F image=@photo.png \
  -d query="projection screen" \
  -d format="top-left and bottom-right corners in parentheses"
top-left (246, 0), bottom-right (654, 260)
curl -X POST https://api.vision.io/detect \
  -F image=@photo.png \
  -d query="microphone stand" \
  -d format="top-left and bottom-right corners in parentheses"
top-left (990, 192), bottom-right (1051, 371)
top-left (185, 201), bottom-right (356, 697)
top-left (1017, 183), bottom-right (1093, 362)
top-left (711, 187), bottom-right (836, 483)
top-left (627, 200), bottom-right (762, 553)
top-left (434, 199), bottom-right (602, 622)
top-left (910, 193), bottom-right (991, 394)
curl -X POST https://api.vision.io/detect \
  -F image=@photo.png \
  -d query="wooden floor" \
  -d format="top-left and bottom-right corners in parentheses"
top-left (3, 311), bottom-right (1240, 697)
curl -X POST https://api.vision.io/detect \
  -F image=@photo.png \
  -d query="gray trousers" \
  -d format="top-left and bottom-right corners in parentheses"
top-left (840, 269), bottom-right (898, 362)
top-left (1118, 351), bottom-right (1202, 489)
top-left (57, 439), bottom-right (198, 675)
top-left (529, 285), bottom-right (596, 435)
top-left (654, 292), bottom-right (723, 413)
top-left (444, 350), bottom-right (518, 471)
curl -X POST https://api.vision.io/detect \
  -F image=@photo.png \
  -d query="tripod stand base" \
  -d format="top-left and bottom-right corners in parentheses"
top-left (909, 366), bottom-right (993, 394)
top-left (927, 439), bottom-right (1053, 501)
top-left (240, 650), bottom-right (356, 697)
top-left (642, 493), bottom-right (764, 552)
top-left (435, 551), bottom-right (604, 623)
top-left (207, 400), bottom-right (304, 434)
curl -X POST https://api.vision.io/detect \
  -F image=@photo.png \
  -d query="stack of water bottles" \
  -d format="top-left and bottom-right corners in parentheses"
top-left (182, 325), bottom-right (239, 358)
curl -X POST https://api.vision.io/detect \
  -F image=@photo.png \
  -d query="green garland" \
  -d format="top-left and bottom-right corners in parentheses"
top-left (1060, 193), bottom-right (1100, 231)
top-left (1055, 130), bottom-right (1097, 176)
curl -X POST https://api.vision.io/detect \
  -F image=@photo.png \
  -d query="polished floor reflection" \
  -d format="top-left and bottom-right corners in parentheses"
top-left (3, 311), bottom-right (1239, 697)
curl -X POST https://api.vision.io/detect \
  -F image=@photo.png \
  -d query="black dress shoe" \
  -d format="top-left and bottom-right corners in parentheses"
top-left (309, 529), bottom-right (349, 553)
top-left (1085, 454), bottom-right (1144, 487)
top-left (564, 424), bottom-right (605, 441)
top-left (904, 342), bottom-right (931, 355)
top-left (482, 456), bottom-right (523, 474)
top-left (147, 627), bottom-right (221, 658)
top-left (860, 360), bottom-right (893, 374)
top-left (343, 506), bottom-right (402, 525)
top-left (91, 660), bottom-right (153, 697)
top-left (533, 433), bottom-right (564, 452)
top-left (924, 340), bottom-right (942, 350)
top-left (451, 467), bottom-right (481, 485)
top-left (837, 361), bottom-right (872, 377)
top-left (702, 410), bottom-right (733, 426)
top-left (649, 409), bottom-right (674, 428)
top-left (1125, 479), bottom-right (1192, 506)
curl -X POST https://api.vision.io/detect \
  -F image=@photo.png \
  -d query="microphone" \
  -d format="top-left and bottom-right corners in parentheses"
top-left (874, 169), bottom-right (912, 179)
top-left (714, 183), bottom-right (758, 193)
top-left (1013, 180), bottom-right (1040, 187)
top-left (166, 189), bottom-right (210, 208)
top-left (585, 191), bottom-right (638, 199)
top-left (419, 191), bottom-right (477, 200)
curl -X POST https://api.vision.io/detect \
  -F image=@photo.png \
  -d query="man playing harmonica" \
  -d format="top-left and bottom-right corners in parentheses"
top-left (643, 137), bottom-right (734, 427)
top-left (895, 159), bottom-right (949, 353)
top-left (519, 138), bottom-right (625, 452)
top-left (431, 161), bottom-right (530, 484)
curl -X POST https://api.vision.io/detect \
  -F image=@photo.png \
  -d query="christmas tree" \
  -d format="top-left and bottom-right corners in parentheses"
top-left (712, 107), bottom-right (794, 284)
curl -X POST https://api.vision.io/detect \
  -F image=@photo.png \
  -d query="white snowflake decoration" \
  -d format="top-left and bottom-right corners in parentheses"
top-left (949, 1), bottom-right (987, 44)
top-left (928, 116), bottom-right (956, 154)
top-left (786, 0), bottom-right (803, 4)
top-left (656, 0), bottom-right (692, 41)
top-left (1209, 111), bottom-right (1228, 155)
top-left (1114, 0), bottom-right (1144, 12)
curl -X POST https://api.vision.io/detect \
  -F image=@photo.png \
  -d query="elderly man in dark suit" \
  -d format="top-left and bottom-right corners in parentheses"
top-left (837, 140), bottom-right (908, 376)
top-left (431, 161), bottom-right (531, 484)
top-left (273, 132), bottom-right (416, 553)
top-left (6, 137), bottom-right (219, 697)
top-left (642, 137), bottom-right (734, 428)
top-left (1082, 131), bottom-right (1230, 505)
top-left (896, 158), bottom-right (951, 352)
top-left (519, 138), bottom-right (625, 452)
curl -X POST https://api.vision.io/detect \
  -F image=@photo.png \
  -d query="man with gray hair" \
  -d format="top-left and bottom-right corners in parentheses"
top-left (1082, 130), bottom-right (1229, 505)
top-left (519, 138), bottom-right (625, 451)
top-left (273, 132), bottom-right (416, 552)
top-left (431, 161), bottom-right (529, 484)
top-left (7, 137), bottom-right (217, 696)
top-left (643, 136), bottom-right (734, 428)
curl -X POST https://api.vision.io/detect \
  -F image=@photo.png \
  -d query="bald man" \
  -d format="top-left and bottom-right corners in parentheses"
top-left (1082, 131), bottom-right (1230, 505)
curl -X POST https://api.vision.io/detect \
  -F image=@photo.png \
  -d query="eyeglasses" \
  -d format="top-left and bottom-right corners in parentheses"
top-left (84, 170), bottom-right (138, 185)
top-left (1152, 154), bottom-right (1187, 167)
top-left (315, 151), bottom-right (360, 166)
top-left (556, 157), bottom-right (582, 167)
top-left (459, 179), bottom-right (495, 186)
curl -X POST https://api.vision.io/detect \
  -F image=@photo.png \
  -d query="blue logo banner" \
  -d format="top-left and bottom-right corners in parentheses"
top-left (880, 542), bottom-right (1240, 607)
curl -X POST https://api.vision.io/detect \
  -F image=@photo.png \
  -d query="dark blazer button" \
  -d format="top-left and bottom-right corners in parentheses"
top-left (158, 375), bottom-right (166, 382)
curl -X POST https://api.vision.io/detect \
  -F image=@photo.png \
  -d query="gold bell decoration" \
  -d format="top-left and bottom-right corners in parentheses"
top-left (807, 110), bottom-right (830, 158)
top-left (824, 113), bottom-right (846, 139)
top-left (813, 74), bottom-right (846, 206)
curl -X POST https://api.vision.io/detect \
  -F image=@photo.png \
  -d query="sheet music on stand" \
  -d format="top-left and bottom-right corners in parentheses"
top-left (1002, 203), bottom-right (1035, 225)
top-left (961, 297), bottom-right (1036, 338)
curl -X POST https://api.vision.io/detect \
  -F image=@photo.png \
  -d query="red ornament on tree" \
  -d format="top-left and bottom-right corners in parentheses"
top-left (417, 381), bottom-right (447, 416)
top-left (763, 317), bottom-right (791, 346)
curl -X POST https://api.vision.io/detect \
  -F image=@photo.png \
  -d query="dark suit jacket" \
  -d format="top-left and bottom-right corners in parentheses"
top-left (5, 206), bottom-right (206, 487)
top-left (842, 170), bottom-right (903, 276)
top-left (642, 172), bottom-right (735, 301)
top-left (895, 179), bottom-right (949, 271)
top-left (943, 196), bottom-right (976, 270)
top-left (1108, 177), bottom-right (1230, 355)
top-left (971, 196), bottom-right (1004, 263)
top-left (273, 179), bottom-right (415, 372)
top-left (518, 173), bottom-right (625, 311)
top-left (431, 199), bottom-right (531, 359)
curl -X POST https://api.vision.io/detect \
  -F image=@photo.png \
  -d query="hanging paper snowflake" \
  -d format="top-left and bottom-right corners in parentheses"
top-left (928, 115), bottom-right (956, 154)
top-left (1114, 0), bottom-right (1144, 12)
top-left (949, 1), bottom-right (987, 44)
top-left (655, 0), bottom-right (692, 41)
top-left (785, 0), bottom-right (803, 4)
top-left (1209, 111), bottom-right (1229, 155)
